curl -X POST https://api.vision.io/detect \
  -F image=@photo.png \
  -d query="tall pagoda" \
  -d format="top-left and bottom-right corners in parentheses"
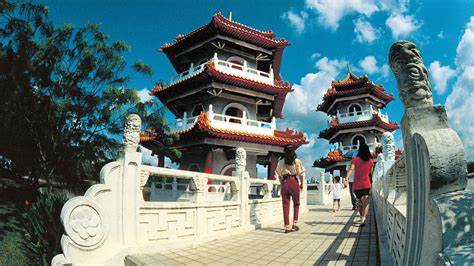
top-left (313, 69), bottom-right (398, 176)
top-left (141, 13), bottom-right (307, 179)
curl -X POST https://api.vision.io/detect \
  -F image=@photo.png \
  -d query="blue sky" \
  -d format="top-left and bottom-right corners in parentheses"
top-left (40, 0), bottom-right (474, 178)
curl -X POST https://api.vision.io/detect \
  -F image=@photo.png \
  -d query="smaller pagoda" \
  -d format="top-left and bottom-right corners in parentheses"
top-left (313, 69), bottom-right (399, 176)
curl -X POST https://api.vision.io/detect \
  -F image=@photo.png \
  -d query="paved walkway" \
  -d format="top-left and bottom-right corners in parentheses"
top-left (128, 200), bottom-right (378, 265)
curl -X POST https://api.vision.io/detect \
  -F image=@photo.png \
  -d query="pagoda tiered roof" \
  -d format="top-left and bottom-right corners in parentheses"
top-left (319, 113), bottom-right (399, 142)
top-left (140, 112), bottom-right (308, 148)
top-left (152, 61), bottom-right (292, 118)
top-left (317, 71), bottom-right (394, 113)
top-left (160, 12), bottom-right (289, 78)
top-left (313, 149), bottom-right (349, 168)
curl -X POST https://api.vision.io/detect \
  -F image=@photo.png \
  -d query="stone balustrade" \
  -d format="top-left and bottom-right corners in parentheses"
top-left (52, 114), bottom-right (304, 266)
top-left (170, 104), bottom-right (276, 136)
top-left (334, 105), bottom-right (389, 124)
top-left (372, 41), bottom-right (473, 266)
top-left (169, 53), bottom-right (274, 86)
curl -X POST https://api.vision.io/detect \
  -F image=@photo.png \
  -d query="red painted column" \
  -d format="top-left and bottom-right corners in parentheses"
top-left (267, 152), bottom-right (278, 180)
top-left (204, 149), bottom-right (213, 174)
top-left (203, 149), bottom-right (214, 186)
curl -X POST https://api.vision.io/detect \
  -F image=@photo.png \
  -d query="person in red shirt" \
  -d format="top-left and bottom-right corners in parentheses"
top-left (344, 143), bottom-right (374, 226)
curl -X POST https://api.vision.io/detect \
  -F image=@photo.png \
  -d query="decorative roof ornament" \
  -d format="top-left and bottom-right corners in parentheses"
top-left (389, 40), bottom-right (433, 108)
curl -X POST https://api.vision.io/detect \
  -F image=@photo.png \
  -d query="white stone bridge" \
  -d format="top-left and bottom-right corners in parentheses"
top-left (52, 41), bottom-right (473, 266)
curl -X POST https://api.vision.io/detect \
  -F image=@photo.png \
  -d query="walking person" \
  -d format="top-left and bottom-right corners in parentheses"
top-left (329, 176), bottom-right (344, 212)
top-left (275, 146), bottom-right (305, 233)
top-left (344, 144), bottom-right (374, 226)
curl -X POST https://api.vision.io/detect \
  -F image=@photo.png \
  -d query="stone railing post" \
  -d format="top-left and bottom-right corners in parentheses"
top-left (120, 114), bottom-right (142, 246)
top-left (234, 147), bottom-right (250, 228)
top-left (52, 114), bottom-right (144, 265)
top-left (191, 175), bottom-right (208, 238)
top-left (389, 41), bottom-right (470, 265)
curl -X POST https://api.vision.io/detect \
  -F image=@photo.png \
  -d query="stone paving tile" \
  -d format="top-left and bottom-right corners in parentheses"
top-left (129, 200), bottom-right (379, 265)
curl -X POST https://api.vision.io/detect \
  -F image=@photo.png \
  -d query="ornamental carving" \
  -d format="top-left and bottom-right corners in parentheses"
top-left (191, 176), bottom-right (207, 192)
top-left (389, 41), bottom-right (433, 108)
top-left (122, 114), bottom-right (141, 147)
top-left (139, 170), bottom-right (150, 188)
top-left (235, 147), bottom-right (247, 172)
top-left (381, 132), bottom-right (396, 161)
top-left (63, 200), bottom-right (106, 248)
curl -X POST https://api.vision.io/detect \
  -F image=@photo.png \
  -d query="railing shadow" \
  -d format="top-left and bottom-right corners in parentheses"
top-left (304, 207), bottom-right (378, 265)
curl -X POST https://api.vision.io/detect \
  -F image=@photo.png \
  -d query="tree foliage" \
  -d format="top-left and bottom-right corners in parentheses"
top-left (0, 1), bottom-right (178, 195)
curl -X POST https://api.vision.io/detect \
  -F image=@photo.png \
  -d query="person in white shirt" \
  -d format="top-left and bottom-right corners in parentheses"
top-left (329, 175), bottom-right (344, 212)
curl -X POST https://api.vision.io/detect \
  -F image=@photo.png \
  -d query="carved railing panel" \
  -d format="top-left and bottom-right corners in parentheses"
top-left (52, 116), bottom-right (305, 265)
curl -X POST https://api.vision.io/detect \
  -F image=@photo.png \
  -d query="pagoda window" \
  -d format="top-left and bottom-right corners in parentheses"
top-left (225, 107), bottom-right (244, 123)
top-left (227, 56), bottom-right (245, 70)
top-left (352, 135), bottom-right (366, 146)
top-left (191, 104), bottom-right (204, 116)
top-left (348, 103), bottom-right (362, 115)
top-left (223, 102), bottom-right (249, 124)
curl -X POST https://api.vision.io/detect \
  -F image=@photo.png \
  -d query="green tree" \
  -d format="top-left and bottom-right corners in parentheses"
top-left (0, 2), bottom-right (180, 256)
top-left (0, 1), bottom-right (178, 194)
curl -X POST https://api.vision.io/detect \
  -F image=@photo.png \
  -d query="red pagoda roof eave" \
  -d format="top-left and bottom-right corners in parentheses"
top-left (318, 117), bottom-right (399, 141)
top-left (160, 13), bottom-right (289, 52)
top-left (317, 88), bottom-right (394, 113)
top-left (172, 112), bottom-right (308, 148)
top-left (152, 61), bottom-right (291, 118)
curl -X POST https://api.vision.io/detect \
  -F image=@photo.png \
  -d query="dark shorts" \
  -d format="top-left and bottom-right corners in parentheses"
top-left (333, 199), bottom-right (340, 203)
top-left (354, 188), bottom-right (370, 199)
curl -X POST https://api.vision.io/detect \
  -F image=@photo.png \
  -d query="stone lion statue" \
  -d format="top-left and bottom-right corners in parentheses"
top-left (389, 40), bottom-right (433, 108)
top-left (122, 114), bottom-right (141, 147)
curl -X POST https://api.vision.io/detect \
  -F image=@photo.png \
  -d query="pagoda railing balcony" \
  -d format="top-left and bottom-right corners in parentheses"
top-left (334, 105), bottom-right (389, 124)
top-left (170, 104), bottom-right (276, 135)
top-left (169, 53), bottom-right (274, 86)
top-left (338, 141), bottom-right (378, 153)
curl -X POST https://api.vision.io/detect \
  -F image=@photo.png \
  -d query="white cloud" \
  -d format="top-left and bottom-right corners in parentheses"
top-left (446, 66), bottom-right (474, 160)
top-left (354, 17), bottom-right (380, 44)
top-left (281, 10), bottom-right (308, 34)
top-left (310, 52), bottom-right (321, 59)
top-left (137, 88), bottom-right (153, 103)
top-left (455, 17), bottom-right (474, 68)
top-left (283, 56), bottom-right (347, 178)
top-left (445, 17), bottom-right (474, 161)
top-left (359, 56), bottom-right (378, 74)
top-left (385, 13), bottom-right (421, 38)
top-left (305, 0), bottom-right (379, 30)
top-left (381, 64), bottom-right (390, 78)
top-left (429, 61), bottom-right (456, 94)
top-left (437, 31), bottom-right (444, 39)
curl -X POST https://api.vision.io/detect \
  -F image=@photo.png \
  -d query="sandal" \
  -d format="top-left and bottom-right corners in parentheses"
top-left (292, 225), bottom-right (299, 231)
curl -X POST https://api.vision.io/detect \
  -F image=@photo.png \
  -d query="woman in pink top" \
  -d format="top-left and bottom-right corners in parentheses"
top-left (344, 144), bottom-right (374, 226)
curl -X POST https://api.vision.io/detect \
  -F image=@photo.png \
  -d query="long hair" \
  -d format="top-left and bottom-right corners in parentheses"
top-left (284, 146), bottom-right (297, 165)
top-left (357, 143), bottom-right (372, 161)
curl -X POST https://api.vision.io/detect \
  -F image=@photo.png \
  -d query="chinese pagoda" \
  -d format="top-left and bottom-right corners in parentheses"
top-left (141, 13), bottom-right (307, 179)
top-left (313, 69), bottom-right (398, 176)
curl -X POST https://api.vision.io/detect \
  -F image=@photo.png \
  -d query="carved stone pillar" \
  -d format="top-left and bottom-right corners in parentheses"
top-left (390, 41), bottom-right (468, 265)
